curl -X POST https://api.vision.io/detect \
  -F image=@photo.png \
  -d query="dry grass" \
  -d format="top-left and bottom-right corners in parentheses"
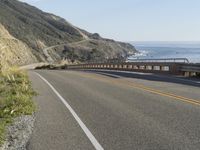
top-left (0, 67), bottom-right (36, 145)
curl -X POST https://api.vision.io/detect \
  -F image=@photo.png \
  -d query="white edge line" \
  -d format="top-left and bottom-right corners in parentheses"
top-left (35, 72), bottom-right (104, 150)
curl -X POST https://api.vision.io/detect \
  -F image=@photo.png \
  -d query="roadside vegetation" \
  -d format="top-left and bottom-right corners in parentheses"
top-left (0, 67), bottom-right (36, 146)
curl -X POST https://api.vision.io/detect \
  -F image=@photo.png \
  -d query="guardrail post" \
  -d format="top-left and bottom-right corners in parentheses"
top-left (128, 65), bottom-right (133, 69)
top-left (170, 64), bottom-right (181, 75)
top-left (123, 64), bottom-right (127, 69)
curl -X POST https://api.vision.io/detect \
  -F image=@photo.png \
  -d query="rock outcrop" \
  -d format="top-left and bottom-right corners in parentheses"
top-left (0, 0), bottom-right (137, 66)
top-left (0, 23), bottom-right (37, 70)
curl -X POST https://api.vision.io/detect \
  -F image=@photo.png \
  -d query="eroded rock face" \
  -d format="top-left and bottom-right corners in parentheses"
top-left (0, 23), bottom-right (37, 70)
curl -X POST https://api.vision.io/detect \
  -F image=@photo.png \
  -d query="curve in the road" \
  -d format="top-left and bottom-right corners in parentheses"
top-left (73, 71), bottom-right (200, 107)
top-left (35, 72), bottom-right (104, 150)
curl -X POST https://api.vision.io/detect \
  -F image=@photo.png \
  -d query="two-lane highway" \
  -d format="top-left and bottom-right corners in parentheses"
top-left (28, 70), bottom-right (200, 150)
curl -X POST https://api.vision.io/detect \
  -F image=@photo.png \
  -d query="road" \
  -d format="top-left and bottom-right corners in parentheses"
top-left (27, 70), bottom-right (200, 150)
top-left (43, 39), bottom-right (89, 62)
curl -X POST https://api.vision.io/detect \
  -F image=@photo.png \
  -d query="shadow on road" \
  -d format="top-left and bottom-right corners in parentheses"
top-left (82, 70), bottom-right (200, 88)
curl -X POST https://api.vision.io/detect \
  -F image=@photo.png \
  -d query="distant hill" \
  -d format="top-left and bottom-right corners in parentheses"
top-left (0, 0), bottom-right (137, 66)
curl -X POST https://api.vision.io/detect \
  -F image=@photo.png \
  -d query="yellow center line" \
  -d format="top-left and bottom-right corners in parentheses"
top-left (70, 71), bottom-right (200, 106)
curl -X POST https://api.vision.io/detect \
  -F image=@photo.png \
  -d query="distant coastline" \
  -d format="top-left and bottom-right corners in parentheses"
top-left (131, 41), bottom-right (200, 48)
top-left (129, 41), bottom-right (200, 63)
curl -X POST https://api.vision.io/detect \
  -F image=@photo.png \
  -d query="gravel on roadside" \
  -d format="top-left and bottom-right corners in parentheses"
top-left (0, 114), bottom-right (35, 150)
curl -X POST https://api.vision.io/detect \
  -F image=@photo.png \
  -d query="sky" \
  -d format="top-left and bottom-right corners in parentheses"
top-left (20, 0), bottom-right (200, 42)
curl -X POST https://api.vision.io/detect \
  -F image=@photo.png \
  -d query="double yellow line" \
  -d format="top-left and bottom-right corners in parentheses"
top-left (125, 81), bottom-right (200, 106)
top-left (71, 71), bottom-right (200, 107)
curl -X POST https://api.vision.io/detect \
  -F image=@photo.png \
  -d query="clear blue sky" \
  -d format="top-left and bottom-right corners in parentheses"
top-left (20, 0), bottom-right (200, 41)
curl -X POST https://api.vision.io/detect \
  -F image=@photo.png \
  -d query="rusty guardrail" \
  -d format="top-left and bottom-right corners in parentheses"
top-left (67, 58), bottom-right (200, 77)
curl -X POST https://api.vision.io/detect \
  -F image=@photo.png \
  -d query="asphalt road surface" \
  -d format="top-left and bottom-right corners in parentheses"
top-left (27, 70), bottom-right (200, 150)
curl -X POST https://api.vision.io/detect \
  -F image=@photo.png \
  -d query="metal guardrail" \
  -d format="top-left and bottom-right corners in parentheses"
top-left (67, 58), bottom-right (200, 76)
top-left (181, 64), bottom-right (200, 73)
top-left (127, 58), bottom-right (190, 63)
top-left (67, 62), bottom-right (181, 74)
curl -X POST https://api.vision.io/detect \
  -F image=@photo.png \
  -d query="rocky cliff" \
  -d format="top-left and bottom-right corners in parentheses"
top-left (0, 23), bottom-right (37, 70)
top-left (0, 0), bottom-right (137, 66)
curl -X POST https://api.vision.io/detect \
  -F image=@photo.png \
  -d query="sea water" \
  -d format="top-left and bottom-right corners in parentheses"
top-left (129, 42), bottom-right (200, 63)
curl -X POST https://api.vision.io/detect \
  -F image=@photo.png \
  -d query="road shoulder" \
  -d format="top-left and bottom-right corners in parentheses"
top-left (27, 72), bottom-right (94, 150)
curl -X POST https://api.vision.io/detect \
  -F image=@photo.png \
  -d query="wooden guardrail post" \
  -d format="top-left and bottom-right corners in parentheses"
top-left (170, 64), bottom-right (181, 75)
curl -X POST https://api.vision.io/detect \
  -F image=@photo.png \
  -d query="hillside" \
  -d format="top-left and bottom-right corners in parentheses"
top-left (0, 23), bottom-right (37, 70)
top-left (0, 0), bottom-right (137, 66)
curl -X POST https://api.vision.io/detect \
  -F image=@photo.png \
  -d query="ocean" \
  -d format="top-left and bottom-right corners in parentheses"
top-left (129, 42), bottom-right (200, 63)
